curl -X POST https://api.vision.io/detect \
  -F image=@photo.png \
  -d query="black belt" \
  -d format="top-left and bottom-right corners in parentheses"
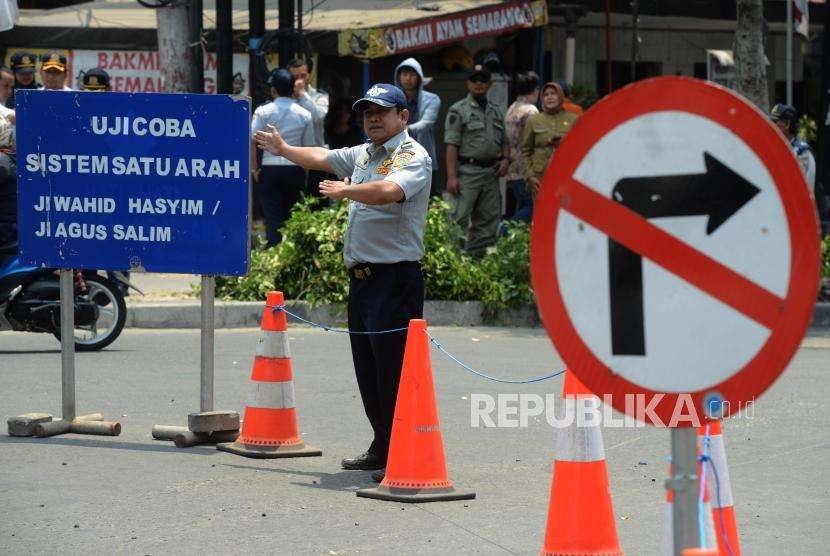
top-left (461, 157), bottom-right (498, 167)
top-left (349, 261), bottom-right (420, 280)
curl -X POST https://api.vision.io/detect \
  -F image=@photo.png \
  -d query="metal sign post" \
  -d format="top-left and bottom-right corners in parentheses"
top-left (669, 428), bottom-right (700, 555)
top-left (59, 269), bottom-right (76, 422)
top-left (13, 269), bottom-right (122, 438)
top-left (200, 275), bottom-right (215, 413)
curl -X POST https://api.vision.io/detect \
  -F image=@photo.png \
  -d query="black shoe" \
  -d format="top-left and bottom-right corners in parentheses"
top-left (341, 452), bottom-right (386, 470)
top-left (371, 469), bottom-right (385, 483)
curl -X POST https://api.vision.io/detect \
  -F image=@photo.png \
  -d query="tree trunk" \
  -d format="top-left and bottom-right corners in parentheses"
top-left (157, 3), bottom-right (192, 93)
top-left (733, 0), bottom-right (769, 110)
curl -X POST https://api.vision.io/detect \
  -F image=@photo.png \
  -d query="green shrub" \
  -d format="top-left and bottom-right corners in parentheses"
top-left (215, 198), bottom-right (536, 314)
top-left (822, 235), bottom-right (830, 278)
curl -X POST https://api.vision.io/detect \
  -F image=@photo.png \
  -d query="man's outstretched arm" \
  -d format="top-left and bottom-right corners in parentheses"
top-left (254, 124), bottom-right (334, 173)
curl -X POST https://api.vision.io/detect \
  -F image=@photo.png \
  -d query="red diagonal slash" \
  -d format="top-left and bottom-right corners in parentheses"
top-left (561, 177), bottom-right (784, 329)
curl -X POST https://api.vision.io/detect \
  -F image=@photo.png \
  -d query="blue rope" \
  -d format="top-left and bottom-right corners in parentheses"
top-left (425, 331), bottom-right (566, 384)
top-left (270, 305), bottom-right (566, 384)
top-left (702, 452), bottom-right (736, 556)
top-left (698, 425), bottom-right (711, 548)
top-left (271, 305), bottom-right (408, 335)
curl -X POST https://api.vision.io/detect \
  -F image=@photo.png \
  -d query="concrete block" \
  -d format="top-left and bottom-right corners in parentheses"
top-left (7, 413), bottom-right (53, 437)
top-left (424, 301), bottom-right (483, 326)
top-left (188, 411), bottom-right (240, 433)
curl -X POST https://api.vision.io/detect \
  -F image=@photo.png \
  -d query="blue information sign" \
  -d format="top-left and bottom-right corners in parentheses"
top-left (15, 90), bottom-right (250, 275)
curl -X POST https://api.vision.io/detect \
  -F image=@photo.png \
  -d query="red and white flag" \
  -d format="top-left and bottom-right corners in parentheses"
top-left (794, 0), bottom-right (826, 39)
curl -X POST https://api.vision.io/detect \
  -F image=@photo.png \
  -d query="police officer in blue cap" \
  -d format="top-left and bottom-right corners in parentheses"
top-left (255, 84), bottom-right (431, 479)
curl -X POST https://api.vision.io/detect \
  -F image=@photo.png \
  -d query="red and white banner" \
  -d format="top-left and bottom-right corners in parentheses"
top-left (338, 0), bottom-right (547, 59)
top-left (70, 49), bottom-right (249, 95)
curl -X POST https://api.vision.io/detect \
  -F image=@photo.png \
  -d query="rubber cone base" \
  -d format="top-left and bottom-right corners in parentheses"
top-left (216, 441), bottom-right (322, 459)
top-left (356, 485), bottom-right (475, 503)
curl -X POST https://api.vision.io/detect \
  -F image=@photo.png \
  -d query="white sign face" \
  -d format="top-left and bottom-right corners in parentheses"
top-left (553, 111), bottom-right (791, 393)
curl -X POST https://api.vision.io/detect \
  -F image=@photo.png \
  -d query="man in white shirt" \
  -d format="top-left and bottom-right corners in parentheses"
top-left (288, 58), bottom-right (330, 197)
top-left (251, 68), bottom-right (314, 245)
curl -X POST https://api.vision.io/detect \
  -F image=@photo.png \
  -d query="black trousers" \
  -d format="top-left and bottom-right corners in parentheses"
top-left (258, 165), bottom-right (305, 246)
top-left (347, 261), bottom-right (424, 459)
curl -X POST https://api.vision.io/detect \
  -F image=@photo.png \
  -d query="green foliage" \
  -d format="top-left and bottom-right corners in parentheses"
top-left (216, 198), bottom-right (536, 313)
top-left (798, 114), bottom-right (817, 144)
top-left (569, 85), bottom-right (599, 109)
top-left (477, 221), bottom-right (534, 316)
top-left (822, 236), bottom-right (830, 278)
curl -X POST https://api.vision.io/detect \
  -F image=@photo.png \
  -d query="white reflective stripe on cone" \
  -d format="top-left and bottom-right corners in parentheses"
top-left (704, 500), bottom-right (717, 549)
top-left (248, 381), bottom-right (295, 409)
top-left (706, 435), bottom-right (734, 508)
top-left (256, 330), bottom-right (291, 359)
top-left (554, 424), bottom-right (605, 462)
top-left (660, 502), bottom-right (672, 556)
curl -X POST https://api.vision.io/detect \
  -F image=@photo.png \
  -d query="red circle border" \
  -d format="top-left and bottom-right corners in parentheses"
top-left (530, 76), bottom-right (821, 427)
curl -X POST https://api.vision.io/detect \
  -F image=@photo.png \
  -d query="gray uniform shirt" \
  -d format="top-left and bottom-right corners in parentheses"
top-left (326, 130), bottom-right (431, 268)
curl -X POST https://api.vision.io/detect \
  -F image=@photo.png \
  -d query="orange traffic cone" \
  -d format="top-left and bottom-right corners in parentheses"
top-left (540, 371), bottom-right (624, 556)
top-left (217, 291), bottom-right (321, 459)
top-left (356, 319), bottom-right (474, 503)
top-left (699, 421), bottom-right (741, 555)
top-left (661, 462), bottom-right (716, 555)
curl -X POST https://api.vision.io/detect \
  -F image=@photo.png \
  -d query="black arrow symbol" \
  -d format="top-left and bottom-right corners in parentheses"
top-left (608, 152), bottom-right (761, 356)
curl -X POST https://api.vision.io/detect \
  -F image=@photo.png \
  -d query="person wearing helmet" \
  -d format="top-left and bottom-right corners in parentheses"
top-left (521, 82), bottom-right (578, 196)
top-left (770, 103), bottom-right (815, 194)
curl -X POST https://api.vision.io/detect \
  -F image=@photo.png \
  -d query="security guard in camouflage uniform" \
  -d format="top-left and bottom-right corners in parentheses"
top-left (254, 83), bottom-right (430, 478)
top-left (445, 64), bottom-right (509, 257)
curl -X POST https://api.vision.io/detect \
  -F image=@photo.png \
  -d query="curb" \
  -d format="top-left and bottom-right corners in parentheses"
top-left (126, 299), bottom-right (829, 329)
top-left (125, 299), bottom-right (542, 328)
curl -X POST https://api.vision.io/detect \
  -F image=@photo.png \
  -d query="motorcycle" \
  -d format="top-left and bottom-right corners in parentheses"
top-left (0, 242), bottom-right (133, 351)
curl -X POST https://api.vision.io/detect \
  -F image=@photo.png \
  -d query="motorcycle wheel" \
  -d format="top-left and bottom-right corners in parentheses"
top-left (52, 275), bottom-right (127, 351)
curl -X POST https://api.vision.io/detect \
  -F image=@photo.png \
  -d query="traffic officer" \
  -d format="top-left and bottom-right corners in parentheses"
top-left (770, 103), bottom-right (816, 194)
top-left (6, 51), bottom-right (41, 108)
top-left (254, 83), bottom-right (431, 479)
top-left (81, 67), bottom-right (111, 91)
top-left (444, 64), bottom-right (509, 257)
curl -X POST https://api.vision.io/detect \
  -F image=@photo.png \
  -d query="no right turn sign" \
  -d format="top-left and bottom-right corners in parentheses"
top-left (531, 77), bottom-right (821, 425)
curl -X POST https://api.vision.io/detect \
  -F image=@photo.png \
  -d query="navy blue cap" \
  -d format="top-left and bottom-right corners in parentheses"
top-left (267, 68), bottom-right (294, 91)
top-left (352, 83), bottom-right (407, 111)
top-left (10, 52), bottom-right (37, 73)
top-left (82, 68), bottom-right (110, 90)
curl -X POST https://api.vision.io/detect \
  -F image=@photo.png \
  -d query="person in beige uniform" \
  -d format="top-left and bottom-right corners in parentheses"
top-left (521, 81), bottom-right (578, 196)
top-left (444, 64), bottom-right (508, 257)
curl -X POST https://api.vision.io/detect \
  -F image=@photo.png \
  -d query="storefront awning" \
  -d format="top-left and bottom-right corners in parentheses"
top-left (339, 0), bottom-right (548, 59)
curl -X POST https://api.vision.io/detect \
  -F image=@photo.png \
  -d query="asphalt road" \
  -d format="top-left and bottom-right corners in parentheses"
top-left (1, 326), bottom-right (829, 555)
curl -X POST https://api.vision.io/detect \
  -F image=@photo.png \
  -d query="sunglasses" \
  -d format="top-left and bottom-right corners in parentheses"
top-left (469, 76), bottom-right (490, 84)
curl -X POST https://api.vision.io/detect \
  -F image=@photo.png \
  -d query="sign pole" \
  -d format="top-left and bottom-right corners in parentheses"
top-left (200, 275), bottom-right (215, 413)
top-left (59, 269), bottom-right (76, 421)
top-left (669, 427), bottom-right (700, 555)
